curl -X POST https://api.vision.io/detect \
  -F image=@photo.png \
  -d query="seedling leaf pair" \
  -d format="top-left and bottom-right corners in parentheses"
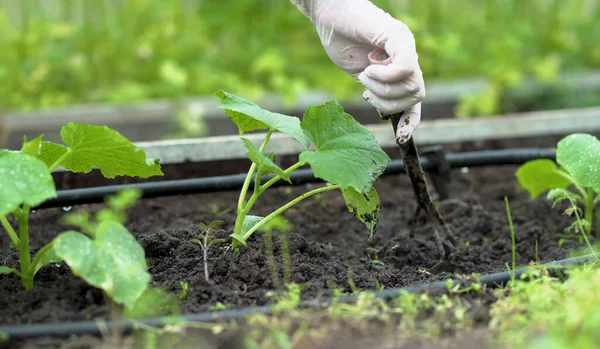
top-left (516, 133), bottom-right (600, 235)
top-left (517, 134), bottom-right (600, 198)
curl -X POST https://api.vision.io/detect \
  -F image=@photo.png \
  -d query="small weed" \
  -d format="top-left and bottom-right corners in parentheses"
top-left (189, 221), bottom-right (226, 282)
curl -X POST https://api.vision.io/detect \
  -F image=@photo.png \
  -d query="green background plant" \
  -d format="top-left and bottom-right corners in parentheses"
top-left (1, 0), bottom-right (598, 116)
top-left (515, 133), bottom-right (600, 236)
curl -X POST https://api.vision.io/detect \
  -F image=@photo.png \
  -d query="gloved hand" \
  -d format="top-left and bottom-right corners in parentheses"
top-left (291, 0), bottom-right (424, 143)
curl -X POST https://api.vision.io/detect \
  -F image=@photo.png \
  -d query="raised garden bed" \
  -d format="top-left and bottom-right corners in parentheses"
top-left (1, 94), bottom-right (599, 348)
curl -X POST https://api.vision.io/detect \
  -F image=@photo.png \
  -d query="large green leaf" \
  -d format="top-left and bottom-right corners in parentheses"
top-left (298, 101), bottom-right (390, 193)
top-left (241, 138), bottom-right (290, 183)
top-left (515, 159), bottom-right (572, 199)
top-left (39, 123), bottom-right (163, 178)
top-left (0, 153), bottom-right (57, 216)
top-left (557, 133), bottom-right (600, 193)
top-left (52, 222), bottom-right (150, 307)
top-left (214, 90), bottom-right (310, 149)
top-left (342, 186), bottom-right (381, 240)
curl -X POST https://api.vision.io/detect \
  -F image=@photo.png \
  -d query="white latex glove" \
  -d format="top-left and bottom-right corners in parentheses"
top-left (291, 0), bottom-right (424, 143)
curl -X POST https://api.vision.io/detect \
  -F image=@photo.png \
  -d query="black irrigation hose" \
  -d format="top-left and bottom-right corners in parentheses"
top-left (37, 148), bottom-right (556, 209)
top-left (0, 253), bottom-right (595, 341)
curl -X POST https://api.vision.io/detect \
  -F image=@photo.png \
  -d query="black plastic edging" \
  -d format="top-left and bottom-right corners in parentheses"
top-left (0, 253), bottom-right (594, 342)
top-left (37, 148), bottom-right (556, 209)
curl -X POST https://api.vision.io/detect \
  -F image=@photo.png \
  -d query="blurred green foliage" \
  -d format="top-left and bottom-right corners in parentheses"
top-left (0, 0), bottom-right (598, 116)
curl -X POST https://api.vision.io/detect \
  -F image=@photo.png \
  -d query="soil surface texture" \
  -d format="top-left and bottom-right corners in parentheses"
top-left (1, 163), bottom-right (591, 327)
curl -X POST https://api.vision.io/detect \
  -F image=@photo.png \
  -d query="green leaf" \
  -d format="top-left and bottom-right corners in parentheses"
top-left (298, 101), bottom-right (390, 193)
top-left (20, 135), bottom-right (44, 157)
top-left (214, 90), bottom-right (310, 149)
top-left (515, 159), bottom-right (572, 199)
top-left (52, 222), bottom-right (150, 307)
top-left (241, 138), bottom-right (290, 183)
top-left (243, 215), bottom-right (264, 235)
top-left (0, 153), bottom-right (57, 216)
top-left (33, 245), bottom-right (62, 275)
top-left (557, 133), bottom-right (600, 193)
top-left (231, 215), bottom-right (263, 246)
top-left (38, 142), bottom-right (68, 168)
top-left (0, 266), bottom-right (16, 275)
top-left (122, 287), bottom-right (180, 319)
top-left (342, 186), bottom-right (381, 240)
top-left (39, 123), bottom-right (163, 178)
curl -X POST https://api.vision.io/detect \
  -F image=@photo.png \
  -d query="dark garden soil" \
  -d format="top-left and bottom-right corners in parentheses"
top-left (0, 163), bottom-right (589, 328)
top-left (1, 134), bottom-right (597, 348)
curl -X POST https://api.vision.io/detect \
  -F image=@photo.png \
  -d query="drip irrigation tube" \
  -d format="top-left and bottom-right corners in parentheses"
top-left (0, 253), bottom-right (595, 341)
top-left (38, 148), bottom-right (556, 209)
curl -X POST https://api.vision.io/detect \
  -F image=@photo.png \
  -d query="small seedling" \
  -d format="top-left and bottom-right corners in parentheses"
top-left (0, 123), bottom-right (162, 295)
top-left (179, 281), bottom-right (189, 300)
top-left (214, 90), bottom-right (390, 249)
top-left (516, 133), bottom-right (600, 236)
top-left (189, 220), bottom-right (226, 282)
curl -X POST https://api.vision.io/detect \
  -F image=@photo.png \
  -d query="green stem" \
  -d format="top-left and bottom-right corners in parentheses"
top-left (29, 242), bottom-right (55, 276)
top-left (16, 205), bottom-right (32, 290)
top-left (48, 150), bottom-right (72, 172)
top-left (260, 162), bottom-right (303, 193)
top-left (242, 184), bottom-right (340, 241)
top-left (1, 216), bottom-right (20, 247)
top-left (243, 162), bottom-right (304, 213)
top-left (584, 188), bottom-right (594, 235)
top-left (233, 130), bottom-right (274, 237)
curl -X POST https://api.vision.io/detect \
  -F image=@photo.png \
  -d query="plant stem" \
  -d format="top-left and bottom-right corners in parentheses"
top-left (233, 129), bottom-right (274, 237)
top-left (261, 162), bottom-right (303, 192)
top-left (504, 196), bottom-right (517, 283)
top-left (203, 234), bottom-right (209, 281)
top-left (48, 150), bottom-right (72, 172)
top-left (242, 162), bottom-right (304, 216)
top-left (29, 243), bottom-right (55, 276)
top-left (16, 205), bottom-right (32, 290)
top-left (584, 187), bottom-right (594, 235)
top-left (242, 184), bottom-right (340, 241)
top-left (1, 215), bottom-right (20, 247)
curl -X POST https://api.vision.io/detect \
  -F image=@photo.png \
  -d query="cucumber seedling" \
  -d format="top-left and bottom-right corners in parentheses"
top-left (214, 90), bottom-right (390, 249)
top-left (516, 133), bottom-right (600, 236)
top-left (0, 123), bottom-right (163, 312)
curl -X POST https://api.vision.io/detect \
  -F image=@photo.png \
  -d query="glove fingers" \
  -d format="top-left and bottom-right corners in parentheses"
top-left (363, 54), bottom-right (419, 83)
top-left (358, 71), bottom-right (424, 100)
top-left (395, 103), bottom-right (421, 144)
top-left (363, 89), bottom-right (422, 115)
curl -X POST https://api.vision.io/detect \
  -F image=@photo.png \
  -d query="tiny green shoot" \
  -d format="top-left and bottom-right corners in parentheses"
top-left (189, 221), bottom-right (226, 282)
top-left (179, 281), bottom-right (189, 300)
top-left (214, 90), bottom-right (390, 249)
top-left (515, 133), bottom-right (600, 236)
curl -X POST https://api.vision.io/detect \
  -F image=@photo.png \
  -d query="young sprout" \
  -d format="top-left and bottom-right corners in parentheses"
top-left (189, 220), bottom-right (226, 281)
